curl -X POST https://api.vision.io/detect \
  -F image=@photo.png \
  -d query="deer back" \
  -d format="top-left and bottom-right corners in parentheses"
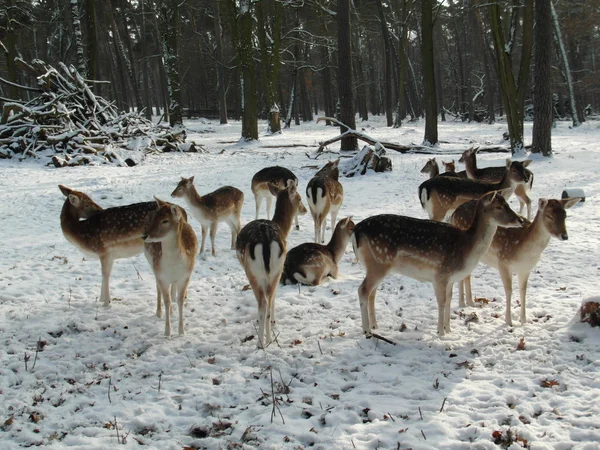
top-left (251, 166), bottom-right (298, 194)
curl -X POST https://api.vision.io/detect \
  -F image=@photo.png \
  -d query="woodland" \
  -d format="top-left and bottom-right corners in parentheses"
top-left (0, 0), bottom-right (599, 158)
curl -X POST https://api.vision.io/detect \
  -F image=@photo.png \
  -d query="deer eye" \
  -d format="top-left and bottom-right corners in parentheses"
top-left (161, 219), bottom-right (169, 224)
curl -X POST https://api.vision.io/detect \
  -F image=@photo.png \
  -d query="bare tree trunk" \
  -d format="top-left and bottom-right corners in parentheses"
top-left (213, 0), bottom-right (228, 124)
top-left (376, 0), bottom-right (394, 126)
top-left (139, 0), bottom-right (152, 119)
top-left (337, 0), bottom-right (357, 150)
top-left (422, 0), bottom-right (438, 145)
top-left (85, 0), bottom-right (98, 81)
top-left (394, 0), bottom-right (410, 127)
top-left (159, 0), bottom-right (183, 128)
top-left (238, 0), bottom-right (258, 140)
top-left (71, 0), bottom-right (87, 77)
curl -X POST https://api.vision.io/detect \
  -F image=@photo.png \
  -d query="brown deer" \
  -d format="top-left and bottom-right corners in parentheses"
top-left (59, 185), bottom-right (158, 307)
top-left (420, 158), bottom-right (466, 179)
top-left (171, 176), bottom-right (243, 256)
top-left (143, 198), bottom-right (198, 337)
top-left (306, 159), bottom-right (344, 243)
top-left (352, 191), bottom-right (524, 337)
top-left (251, 166), bottom-right (301, 229)
top-left (459, 147), bottom-right (534, 219)
top-left (451, 197), bottom-right (581, 325)
top-left (281, 216), bottom-right (355, 286)
top-left (418, 159), bottom-right (531, 221)
top-left (236, 181), bottom-right (308, 348)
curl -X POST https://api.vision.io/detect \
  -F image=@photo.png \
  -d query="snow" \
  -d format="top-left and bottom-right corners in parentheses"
top-left (1, 116), bottom-right (600, 449)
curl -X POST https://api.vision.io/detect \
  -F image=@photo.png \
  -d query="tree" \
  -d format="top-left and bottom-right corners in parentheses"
top-left (422, 0), bottom-right (438, 145)
top-left (159, 0), bottom-right (183, 128)
top-left (213, 0), bottom-right (228, 124)
top-left (238, 0), bottom-right (258, 140)
top-left (337, 0), bottom-right (357, 150)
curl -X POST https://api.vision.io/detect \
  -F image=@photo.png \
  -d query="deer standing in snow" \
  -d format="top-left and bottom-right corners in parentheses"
top-left (420, 158), bottom-right (465, 179)
top-left (352, 191), bottom-right (524, 337)
top-left (236, 181), bottom-right (307, 348)
top-left (281, 216), bottom-right (355, 286)
top-left (459, 147), bottom-right (534, 219)
top-left (418, 159), bottom-right (531, 221)
top-left (143, 198), bottom-right (198, 337)
top-left (59, 185), bottom-right (158, 307)
top-left (171, 176), bottom-right (243, 256)
top-left (251, 166), bottom-right (302, 230)
top-left (306, 159), bottom-right (344, 243)
top-left (451, 197), bottom-right (581, 325)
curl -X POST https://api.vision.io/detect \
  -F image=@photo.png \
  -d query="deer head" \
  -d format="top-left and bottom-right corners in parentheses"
top-left (142, 197), bottom-right (185, 243)
top-left (170, 176), bottom-right (195, 198)
top-left (59, 185), bottom-right (103, 219)
top-left (538, 198), bottom-right (581, 241)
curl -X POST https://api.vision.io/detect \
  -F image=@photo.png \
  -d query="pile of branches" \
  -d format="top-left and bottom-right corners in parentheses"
top-left (0, 58), bottom-right (202, 167)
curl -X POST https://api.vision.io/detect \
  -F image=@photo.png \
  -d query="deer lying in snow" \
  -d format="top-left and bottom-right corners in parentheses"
top-left (450, 197), bottom-right (581, 325)
top-left (281, 216), bottom-right (355, 286)
top-left (143, 198), bottom-right (198, 337)
top-left (306, 159), bottom-right (344, 243)
top-left (59, 185), bottom-right (158, 307)
top-left (171, 176), bottom-right (243, 256)
top-left (418, 159), bottom-right (531, 221)
top-left (251, 166), bottom-right (302, 230)
top-left (459, 146), bottom-right (534, 219)
top-left (420, 158), bottom-right (465, 179)
top-left (236, 181), bottom-right (307, 348)
top-left (352, 191), bottom-right (524, 337)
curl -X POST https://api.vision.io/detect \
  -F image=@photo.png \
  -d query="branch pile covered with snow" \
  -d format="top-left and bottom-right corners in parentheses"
top-left (0, 58), bottom-right (202, 167)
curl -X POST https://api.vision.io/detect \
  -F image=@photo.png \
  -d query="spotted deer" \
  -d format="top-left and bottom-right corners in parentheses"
top-left (171, 176), bottom-right (243, 256)
top-left (281, 216), bottom-right (355, 286)
top-left (251, 166), bottom-right (301, 229)
top-left (420, 158), bottom-right (465, 179)
top-left (418, 159), bottom-right (531, 221)
top-left (450, 197), bottom-right (581, 325)
top-left (59, 185), bottom-right (158, 307)
top-left (143, 198), bottom-right (198, 337)
top-left (306, 159), bottom-right (344, 243)
top-left (236, 181), bottom-right (308, 348)
top-left (459, 147), bottom-right (534, 219)
top-left (352, 191), bottom-right (524, 337)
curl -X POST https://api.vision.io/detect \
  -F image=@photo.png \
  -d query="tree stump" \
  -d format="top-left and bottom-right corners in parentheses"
top-left (339, 143), bottom-right (392, 177)
top-left (580, 297), bottom-right (600, 327)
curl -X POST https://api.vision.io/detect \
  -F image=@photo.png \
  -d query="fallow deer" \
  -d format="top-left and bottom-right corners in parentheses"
top-left (451, 197), bottom-right (581, 325)
top-left (171, 176), bottom-right (243, 256)
top-left (59, 185), bottom-right (158, 307)
top-left (251, 166), bottom-right (301, 229)
top-left (442, 160), bottom-right (457, 174)
top-left (306, 159), bottom-right (344, 243)
top-left (459, 147), bottom-right (534, 219)
top-left (420, 158), bottom-right (465, 179)
top-left (281, 216), bottom-right (355, 286)
top-left (143, 198), bottom-right (198, 337)
top-left (418, 159), bottom-right (531, 221)
top-left (236, 181), bottom-right (308, 348)
top-left (352, 191), bottom-right (524, 337)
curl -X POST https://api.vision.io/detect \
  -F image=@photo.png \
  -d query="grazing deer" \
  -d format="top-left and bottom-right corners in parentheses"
top-left (420, 158), bottom-right (465, 179)
top-left (306, 159), bottom-right (344, 243)
top-left (281, 216), bottom-right (355, 286)
top-left (352, 191), bottom-right (524, 337)
top-left (143, 198), bottom-right (198, 337)
top-left (171, 176), bottom-right (243, 256)
top-left (459, 147), bottom-right (534, 219)
top-left (251, 166), bottom-right (301, 229)
top-left (59, 185), bottom-right (158, 307)
top-left (419, 159), bottom-right (531, 221)
top-left (451, 197), bottom-right (581, 325)
top-left (236, 181), bottom-right (307, 348)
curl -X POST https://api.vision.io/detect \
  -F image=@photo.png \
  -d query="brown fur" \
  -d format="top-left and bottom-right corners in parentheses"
top-left (306, 159), bottom-right (344, 243)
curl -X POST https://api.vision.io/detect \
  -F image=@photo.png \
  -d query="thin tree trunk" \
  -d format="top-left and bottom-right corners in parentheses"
top-left (422, 0), bottom-right (438, 145)
top-left (337, 0), bottom-right (357, 150)
top-left (214, 0), bottom-right (228, 124)
top-left (532, 0), bottom-right (553, 156)
top-left (71, 0), bottom-right (87, 76)
top-left (85, 0), bottom-right (98, 81)
top-left (376, 0), bottom-right (394, 127)
top-left (159, 0), bottom-right (183, 127)
top-left (139, 0), bottom-right (152, 119)
top-left (238, 0), bottom-right (258, 140)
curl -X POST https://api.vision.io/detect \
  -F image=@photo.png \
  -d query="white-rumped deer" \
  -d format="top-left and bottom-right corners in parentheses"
top-left (352, 191), bottom-right (524, 337)
top-left (251, 166), bottom-right (301, 229)
top-left (143, 198), bottom-right (198, 337)
top-left (171, 176), bottom-right (243, 256)
top-left (59, 185), bottom-right (158, 307)
top-left (281, 216), bottom-right (355, 286)
top-left (236, 181), bottom-right (308, 348)
top-left (306, 159), bottom-right (344, 243)
top-left (419, 159), bottom-right (531, 221)
top-left (451, 197), bottom-right (581, 325)
top-left (459, 147), bottom-right (534, 219)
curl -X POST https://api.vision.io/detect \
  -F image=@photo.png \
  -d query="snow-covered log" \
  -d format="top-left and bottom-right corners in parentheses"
top-left (0, 59), bottom-right (203, 167)
top-left (339, 143), bottom-right (392, 177)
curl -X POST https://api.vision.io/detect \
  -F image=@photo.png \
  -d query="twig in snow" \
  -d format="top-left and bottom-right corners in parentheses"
top-left (31, 337), bottom-right (41, 371)
top-left (440, 397), bottom-right (447, 413)
top-left (317, 340), bottom-right (323, 355)
top-left (108, 377), bottom-right (112, 403)
top-left (114, 416), bottom-right (120, 444)
top-left (371, 333), bottom-right (397, 346)
top-left (421, 429), bottom-right (427, 440)
top-left (418, 407), bottom-right (423, 420)
top-left (269, 367), bottom-right (285, 424)
top-left (158, 372), bottom-right (162, 393)
top-left (24, 352), bottom-right (30, 371)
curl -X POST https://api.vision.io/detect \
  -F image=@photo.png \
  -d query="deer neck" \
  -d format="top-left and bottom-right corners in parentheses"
top-left (464, 203), bottom-right (499, 261)
top-left (523, 210), bottom-right (552, 250)
top-left (61, 201), bottom-right (81, 234)
top-left (464, 154), bottom-right (478, 178)
top-left (430, 164), bottom-right (440, 178)
top-left (183, 184), bottom-right (203, 207)
top-left (161, 221), bottom-right (186, 257)
top-left (272, 198), bottom-right (294, 239)
top-left (326, 228), bottom-right (350, 264)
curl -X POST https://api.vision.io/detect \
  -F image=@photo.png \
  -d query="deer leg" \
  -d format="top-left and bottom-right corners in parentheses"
top-left (99, 255), bottom-right (114, 307)
top-left (313, 214), bottom-right (321, 243)
top-left (254, 195), bottom-right (262, 220)
top-left (265, 278), bottom-right (279, 341)
top-left (433, 281), bottom-right (449, 336)
top-left (200, 225), bottom-right (208, 254)
top-left (176, 276), bottom-right (191, 336)
top-left (209, 222), bottom-right (218, 256)
top-left (498, 266), bottom-right (514, 326)
top-left (155, 281), bottom-right (162, 318)
top-left (320, 215), bottom-right (327, 244)
top-left (227, 218), bottom-right (237, 249)
top-left (158, 280), bottom-right (172, 337)
top-left (358, 270), bottom-right (386, 336)
top-left (518, 271), bottom-right (531, 325)
top-left (266, 196), bottom-right (274, 220)
top-left (465, 275), bottom-right (474, 307)
top-left (458, 280), bottom-right (465, 307)
top-left (295, 213), bottom-right (300, 231)
top-left (443, 282), bottom-right (453, 333)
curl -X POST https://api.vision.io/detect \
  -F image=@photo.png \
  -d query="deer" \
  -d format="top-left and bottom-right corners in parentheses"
top-left (170, 176), bottom-right (243, 257)
top-left (418, 159), bottom-right (531, 221)
top-left (306, 159), bottom-right (344, 243)
top-left (251, 166), bottom-right (301, 230)
top-left (59, 185), bottom-right (158, 307)
top-left (281, 216), bottom-right (355, 286)
top-left (352, 191), bottom-right (525, 337)
top-left (459, 147), bottom-right (534, 219)
top-left (420, 158), bottom-right (465, 179)
top-left (143, 198), bottom-right (198, 337)
top-left (236, 181), bottom-right (308, 348)
top-left (450, 197), bottom-right (581, 325)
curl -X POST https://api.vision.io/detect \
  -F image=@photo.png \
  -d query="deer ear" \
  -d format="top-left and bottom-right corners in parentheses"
top-left (333, 159), bottom-right (340, 167)
top-left (68, 194), bottom-right (80, 207)
top-left (522, 160), bottom-right (532, 168)
top-left (474, 146), bottom-right (480, 154)
top-left (188, 176), bottom-right (194, 183)
top-left (154, 196), bottom-right (166, 207)
top-left (506, 158), bottom-right (512, 168)
top-left (59, 185), bottom-right (72, 197)
top-left (538, 198), bottom-right (548, 210)
top-left (561, 197), bottom-right (581, 209)
top-left (267, 183), bottom-right (281, 197)
top-left (171, 204), bottom-right (182, 221)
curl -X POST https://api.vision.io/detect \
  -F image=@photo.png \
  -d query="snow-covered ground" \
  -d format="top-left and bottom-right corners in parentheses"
top-left (1, 117), bottom-right (599, 450)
